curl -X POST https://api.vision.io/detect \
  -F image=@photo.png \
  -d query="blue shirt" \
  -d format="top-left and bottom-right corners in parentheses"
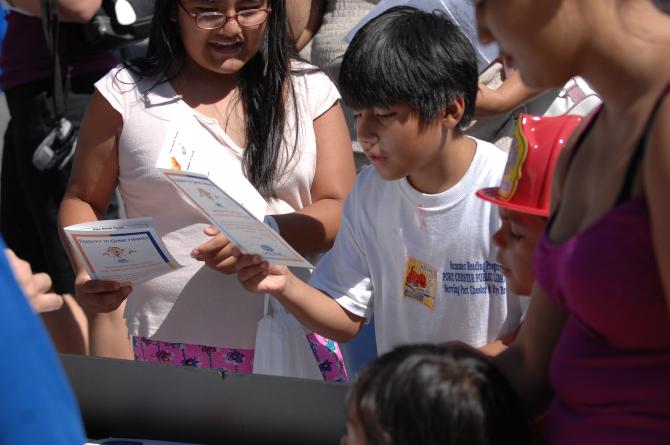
top-left (0, 237), bottom-right (85, 444)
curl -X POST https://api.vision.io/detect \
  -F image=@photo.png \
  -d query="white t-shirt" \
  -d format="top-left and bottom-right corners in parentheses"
top-left (309, 138), bottom-right (522, 354)
top-left (95, 62), bottom-right (340, 348)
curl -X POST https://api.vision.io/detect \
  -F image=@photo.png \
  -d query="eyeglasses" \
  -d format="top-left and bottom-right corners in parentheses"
top-left (178, 2), bottom-right (272, 29)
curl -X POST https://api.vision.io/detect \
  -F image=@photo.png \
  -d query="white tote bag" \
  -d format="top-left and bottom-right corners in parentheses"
top-left (252, 295), bottom-right (324, 380)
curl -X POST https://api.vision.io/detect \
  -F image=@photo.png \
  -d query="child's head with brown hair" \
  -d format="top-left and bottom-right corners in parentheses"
top-left (342, 343), bottom-right (530, 445)
top-left (477, 114), bottom-right (583, 295)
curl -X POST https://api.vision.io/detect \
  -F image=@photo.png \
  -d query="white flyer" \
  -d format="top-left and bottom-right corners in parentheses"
top-left (155, 123), bottom-right (267, 220)
top-left (64, 218), bottom-right (183, 286)
top-left (160, 169), bottom-right (314, 269)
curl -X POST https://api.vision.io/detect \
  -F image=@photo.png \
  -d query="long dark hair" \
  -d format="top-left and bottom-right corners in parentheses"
top-left (125, 0), bottom-right (299, 198)
top-left (348, 343), bottom-right (530, 445)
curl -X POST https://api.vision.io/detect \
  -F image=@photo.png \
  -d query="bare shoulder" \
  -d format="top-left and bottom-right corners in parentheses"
top-left (644, 89), bottom-right (670, 311)
top-left (549, 113), bottom-right (592, 211)
top-left (645, 90), bottom-right (670, 186)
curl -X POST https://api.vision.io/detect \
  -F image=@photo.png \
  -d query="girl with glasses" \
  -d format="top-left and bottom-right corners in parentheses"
top-left (59, 0), bottom-right (355, 381)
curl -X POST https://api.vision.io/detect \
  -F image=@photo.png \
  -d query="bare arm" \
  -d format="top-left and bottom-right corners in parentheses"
top-left (494, 285), bottom-right (567, 414)
top-left (6, 0), bottom-right (101, 22)
top-left (235, 255), bottom-right (366, 342)
top-left (479, 330), bottom-right (516, 356)
top-left (475, 70), bottom-right (544, 118)
top-left (58, 90), bottom-right (133, 359)
top-left (645, 94), bottom-right (670, 318)
top-left (285, 0), bottom-right (326, 51)
top-left (274, 102), bottom-right (356, 256)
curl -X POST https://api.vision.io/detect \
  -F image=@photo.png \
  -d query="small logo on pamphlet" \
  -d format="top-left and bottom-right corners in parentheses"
top-left (260, 244), bottom-right (274, 253)
top-left (197, 187), bottom-right (224, 208)
top-left (103, 246), bottom-right (137, 263)
top-left (197, 188), bottom-right (213, 200)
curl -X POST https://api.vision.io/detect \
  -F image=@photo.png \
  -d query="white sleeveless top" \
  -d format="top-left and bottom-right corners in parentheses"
top-left (95, 62), bottom-right (340, 348)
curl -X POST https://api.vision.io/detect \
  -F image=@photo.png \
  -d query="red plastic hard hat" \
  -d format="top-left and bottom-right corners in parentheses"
top-left (477, 113), bottom-right (583, 216)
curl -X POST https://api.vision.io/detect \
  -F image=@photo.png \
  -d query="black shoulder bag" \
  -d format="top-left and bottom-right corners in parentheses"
top-left (32, 0), bottom-right (77, 171)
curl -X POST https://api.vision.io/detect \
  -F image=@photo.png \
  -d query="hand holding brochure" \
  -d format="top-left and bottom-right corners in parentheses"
top-left (160, 169), bottom-right (314, 268)
top-left (64, 218), bottom-right (183, 285)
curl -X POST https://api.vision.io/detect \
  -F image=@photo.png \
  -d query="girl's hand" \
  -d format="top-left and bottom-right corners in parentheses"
top-left (233, 249), bottom-right (291, 295)
top-left (74, 270), bottom-right (131, 314)
top-left (191, 226), bottom-right (238, 274)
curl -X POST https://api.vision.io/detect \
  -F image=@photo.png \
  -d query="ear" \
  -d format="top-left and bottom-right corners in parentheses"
top-left (441, 97), bottom-right (466, 130)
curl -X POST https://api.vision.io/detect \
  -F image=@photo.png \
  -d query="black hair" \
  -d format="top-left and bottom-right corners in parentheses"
top-left (339, 6), bottom-right (478, 128)
top-left (347, 343), bottom-right (530, 445)
top-left (124, 0), bottom-right (300, 198)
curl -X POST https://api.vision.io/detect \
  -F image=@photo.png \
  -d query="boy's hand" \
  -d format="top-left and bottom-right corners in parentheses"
top-left (74, 270), bottom-right (131, 314)
top-left (191, 226), bottom-right (238, 274)
top-left (234, 248), bottom-right (291, 295)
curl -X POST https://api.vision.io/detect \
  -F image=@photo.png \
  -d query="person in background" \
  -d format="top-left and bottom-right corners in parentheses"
top-left (59, 0), bottom-right (355, 381)
top-left (476, 1), bottom-right (670, 443)
top-left (0, 236), bottom-right (85, 444)
top-left (285, 0), bottom-right (326, 52)
top-left (235, 7), bottom-right (521, 359)
top-left (341, 343), bottom-right (530, 445)
top-left (0, 0), bottom-right (116, 354)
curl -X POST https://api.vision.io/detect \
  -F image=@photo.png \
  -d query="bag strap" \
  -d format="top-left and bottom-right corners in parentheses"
top-left (263, 293), bottom-right (270, 317)
top-left (40, 0), bottom-right (67, 120)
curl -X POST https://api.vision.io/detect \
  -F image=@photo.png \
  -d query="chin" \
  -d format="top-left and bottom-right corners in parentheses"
top-left (373, 168), bottom-right (405, 182)
top-left (519, 66), bottom-right (570, 91)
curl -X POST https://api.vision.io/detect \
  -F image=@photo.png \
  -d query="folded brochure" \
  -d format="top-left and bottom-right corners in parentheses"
top-left (64, 217), bottom-right (183, 285)
top-left (160, 169), bottom-right (313, 268)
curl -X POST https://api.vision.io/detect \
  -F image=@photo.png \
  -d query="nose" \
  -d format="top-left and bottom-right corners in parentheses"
top-left (216, 11), bottom-right (243, 35)
top-left (475, 4), bottom-right (495, 44)
top-left (356, 113), bottom-right (377, 151)
top-left (492, 225), bottom-right (507, 249)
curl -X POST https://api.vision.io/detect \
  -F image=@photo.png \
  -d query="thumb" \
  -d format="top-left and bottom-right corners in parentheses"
top-left (203, 225), bottom-right (220, 237)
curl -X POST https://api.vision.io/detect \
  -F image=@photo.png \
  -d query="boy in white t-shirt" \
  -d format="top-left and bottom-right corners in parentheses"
top-left (235, 6), bottom-right (521, 355)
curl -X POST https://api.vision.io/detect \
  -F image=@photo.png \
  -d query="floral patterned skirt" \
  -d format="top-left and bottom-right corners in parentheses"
top-left (132, 334), bottom-right (348, 383)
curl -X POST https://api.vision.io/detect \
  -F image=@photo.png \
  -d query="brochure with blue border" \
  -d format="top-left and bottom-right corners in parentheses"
top-left (64, 218), bottom-right (183, 286)
top-left (160, 169), bottom-right (314, 269)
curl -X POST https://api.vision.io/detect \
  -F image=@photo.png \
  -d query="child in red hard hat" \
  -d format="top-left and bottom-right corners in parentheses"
top-left (477, 113), bottom-right (582, 354)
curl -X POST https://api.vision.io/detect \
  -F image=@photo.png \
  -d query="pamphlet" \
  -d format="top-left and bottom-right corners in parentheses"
top-left (64, 218), bottom-right (182, 285)
top-left (160, 169), bottom-right (314, 269)
top-left (155, 124), bottom-right (267, 220)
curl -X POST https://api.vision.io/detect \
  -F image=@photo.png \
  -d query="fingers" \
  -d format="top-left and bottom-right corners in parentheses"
top-left (191, 231), bottom-right (230, 259)
top-left (192, 231), bottom-right (239, 274)
top-left (74, 272), bottom-right (132, 314)
top-left (237, 261), bottom-right (269, 284)
top-left (31, 292), bottom-right (64, 313)
top-left (76, 286), bottom-right (132, 314)
top-left (29, 271), bottom-right (54, 296)
top-left (203, 225), bottom-right (220, 236)
top-left (234, 253), bottom-right (264, 272)
top-left (78, 276), bottom-right (124, 294)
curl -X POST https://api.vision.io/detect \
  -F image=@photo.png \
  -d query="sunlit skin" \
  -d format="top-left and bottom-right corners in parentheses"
top-left (177, 0), bottom-right (270, 79)
top-left (353, 102), bottom-right (476, 195)
top-left (475, 0), bottom-right (579, 89)
top-left (492, 207), bottom-right (546, 296)
top-left (230, 100), bottom-right (477, 342)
